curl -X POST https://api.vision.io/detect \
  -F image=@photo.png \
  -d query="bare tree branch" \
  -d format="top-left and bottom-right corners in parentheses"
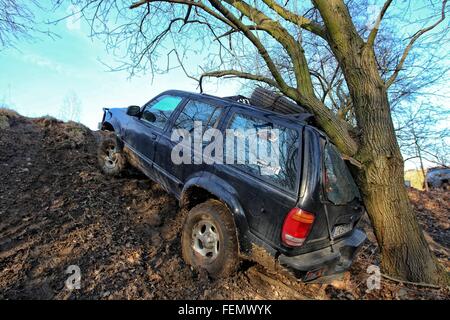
top-left (199, 69), bottom-right (278, 92)
top-left (366, 0), bottom-right (393, 47)
top-left (0, 0), bottom-right (54, 48)
top-left (260, 0), bottom-right (326, 38)
top-left (220, 0), bottom-right (316, 96)
top-left (386, 0), bottom-right (448, 88)
top-left (207, 0), bottom-right (289, 91)
top-left (130, 0), bottom-right (237, 29)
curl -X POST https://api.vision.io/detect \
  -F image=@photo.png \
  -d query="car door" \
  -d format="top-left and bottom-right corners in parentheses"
top-left (214, 110), bottom-right (301, 247)
top-left (124, 94), bottom-right (184, 179)
top-left (153, 98), bottom-right (224, 196)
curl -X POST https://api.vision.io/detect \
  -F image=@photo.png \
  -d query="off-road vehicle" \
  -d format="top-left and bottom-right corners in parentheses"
top-left (425, 167), bottom-right (450, 190)
top-left (98, 89), bottom-right (367, 281)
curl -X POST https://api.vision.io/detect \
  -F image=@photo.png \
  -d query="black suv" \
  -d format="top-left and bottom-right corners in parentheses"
top-left (425, 167), bottom-right (450, 190)
top-left (98, 90), bottom-right (366, 281)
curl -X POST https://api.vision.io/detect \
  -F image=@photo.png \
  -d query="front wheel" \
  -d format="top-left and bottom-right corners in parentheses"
top-left (181, 200), bottom-right (239, 278)
top-left (97, 137), bottom-right (126, 176)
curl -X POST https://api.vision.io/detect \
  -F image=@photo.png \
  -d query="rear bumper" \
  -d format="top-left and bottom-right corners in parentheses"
top-left (278, 228), bottom-right (366, 281)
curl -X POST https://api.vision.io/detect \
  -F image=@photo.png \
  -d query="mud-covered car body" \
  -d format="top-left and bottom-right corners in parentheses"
top-left (426, 168), bottom-right (450, 189)
top-left (100, 90), bottom-right (366, 281)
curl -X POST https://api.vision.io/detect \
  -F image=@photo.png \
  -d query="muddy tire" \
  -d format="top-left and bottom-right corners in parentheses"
top-left (181, 199), bottom-right (239, 278)
top-left (442, 182), bottom-right (449, 190)
top-left (97, 137), bottom-right (126, 176)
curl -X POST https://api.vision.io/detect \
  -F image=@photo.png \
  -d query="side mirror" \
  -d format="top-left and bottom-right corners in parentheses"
top-left (127, 105), bottom-right (141, 117)
top-left (142, 110), bottom-right (156, 123)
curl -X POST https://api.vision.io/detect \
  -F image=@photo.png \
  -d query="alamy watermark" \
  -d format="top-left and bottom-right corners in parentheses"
top-left (366, 2), bottom-right (382, 30)
top-left (170, 121), bottom-right (282, 176)
top-left (65, 265), bottom-right (81, 290)
top-left (366, 264), bottom-right (381, 292)
top-left (66, 5), bottom-right (82, 31)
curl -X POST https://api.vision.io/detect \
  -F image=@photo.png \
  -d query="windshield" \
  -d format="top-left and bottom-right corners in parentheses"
top-left (323, 143), bottom-right (361, 205)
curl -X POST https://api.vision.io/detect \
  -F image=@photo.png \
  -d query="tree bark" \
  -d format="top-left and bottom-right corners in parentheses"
top-left (349, 44), bottom-right (444, 285)
top-left (340, 49), bottom-right (443, 283)
top-left (353, 80), bottom-right (441, 282)
top-left (413, 131), bottom-right (429, 192)
top-left (312, 0), bottom-right (446, 284)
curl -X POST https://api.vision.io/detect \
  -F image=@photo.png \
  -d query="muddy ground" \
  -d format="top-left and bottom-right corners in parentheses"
top-left (0, 109), bottom-right (448, 300)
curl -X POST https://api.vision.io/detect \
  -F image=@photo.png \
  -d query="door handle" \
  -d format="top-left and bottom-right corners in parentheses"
top-left (150, 133), bottom-right (157, 140)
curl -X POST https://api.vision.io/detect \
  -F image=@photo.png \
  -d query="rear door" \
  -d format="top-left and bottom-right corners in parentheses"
top-left (321, 141), bottom-right (364, 239)
top-left (153, 97), bottom-right (224, 196)
top-left (295, 132), bottom-right (365, 254)
top-left (214, 110), bottom-right (301, 248)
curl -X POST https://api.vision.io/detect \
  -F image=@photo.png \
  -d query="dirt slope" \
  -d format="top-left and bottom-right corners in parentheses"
top-left (0, 109), bottom-right (448, 300)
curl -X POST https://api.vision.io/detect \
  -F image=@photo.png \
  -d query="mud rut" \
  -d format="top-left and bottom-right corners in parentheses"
top-left (0, 112), bottom-right (448, 300)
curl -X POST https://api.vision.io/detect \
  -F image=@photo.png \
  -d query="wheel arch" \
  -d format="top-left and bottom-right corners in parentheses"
top-left (100, 121), bottom-right (125, 152)
top-left (101, 121), bottom-right (115, 132)
top-left (180, 173), bottom-right (252, 253)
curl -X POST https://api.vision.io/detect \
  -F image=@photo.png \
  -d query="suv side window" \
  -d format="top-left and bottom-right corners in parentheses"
top-left (142, 95), bottom-right (183, 130)
top-left (174, 100), bottom-right (222, 132)
top-left (227, 113), bottom-right (300, 192)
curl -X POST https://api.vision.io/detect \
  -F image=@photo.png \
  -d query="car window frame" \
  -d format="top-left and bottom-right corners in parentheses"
top-left (222, 109), bottom-right (302, 195)
top-left (321, 140), bottom-right (361, 205)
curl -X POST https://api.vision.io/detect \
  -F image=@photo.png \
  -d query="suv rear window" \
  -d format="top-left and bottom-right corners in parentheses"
top-left (323, 143), bottom-right (360, 204)
top-left (227, 113), bottom-right (299, 192)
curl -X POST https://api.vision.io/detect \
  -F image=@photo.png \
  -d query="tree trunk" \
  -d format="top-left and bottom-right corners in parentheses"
top-left (358, 143), bottom-right (442, 283)
top-left (415, 137), bottom-right (429, 192)
top-left (348, 50), bottom-right (444, 284)
top-left (311, 0), bottom-right (446, 284)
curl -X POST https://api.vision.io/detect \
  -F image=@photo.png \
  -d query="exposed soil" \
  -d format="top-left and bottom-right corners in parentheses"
top-left (0, 109), bottom-right (448, 300)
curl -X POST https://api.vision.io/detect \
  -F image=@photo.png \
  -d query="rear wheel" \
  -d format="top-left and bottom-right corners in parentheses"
top-left (97, 137), bottom-right (126, 176)
top-left (442, 182), bottom-right (449, 190)
top-left (181, 200), bottom-right (239, 278)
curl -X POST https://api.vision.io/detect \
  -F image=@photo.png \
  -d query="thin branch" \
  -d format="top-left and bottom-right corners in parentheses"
top-left (386, 0), bottom-right (448, 88)
top-left (220, 0), bottom-right (315, 96)
top-left (130, 0), bottom-right (237, 29)
top-left (381, 273), bottom-right (448, 289)
top-left (167, 48), bottom-right (199, 82)
top-left (260, 0), bottom-right (326, 39)
top-left (207, 0), bottom-right (289, 91)
top-left (216, 25), bottom-right (265, 39)
top-left (199, 69), bottom-right (278, 92)
top-left (366, 0), bottom-right (393, 47)
top-left (183, 4), bottom-right (192, 23)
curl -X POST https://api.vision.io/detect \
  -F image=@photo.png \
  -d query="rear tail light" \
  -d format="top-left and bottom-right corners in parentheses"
top-left (281, 208), bottom-right (315, 247)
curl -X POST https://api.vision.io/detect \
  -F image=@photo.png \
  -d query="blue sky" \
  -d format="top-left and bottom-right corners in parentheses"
top-left (0, 3), bottom-right (241, 129)
top-left (1, 2), bottom-right (447, 128)
top-left (0, 1), bottom-right (448, 170)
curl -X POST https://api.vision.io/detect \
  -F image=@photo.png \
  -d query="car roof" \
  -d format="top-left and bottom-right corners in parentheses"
top-left (160, 89), bottom-right (313, 128)
top-left (428, 167), bottom-right (450, 172)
